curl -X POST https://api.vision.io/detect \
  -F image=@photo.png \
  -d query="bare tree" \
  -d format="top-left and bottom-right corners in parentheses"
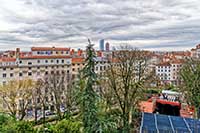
top-left (0, 79), bottom-right (34, 120)
top-left (104, 46), bottom-right (152, 132)
top-left (44, 71), bottom-right (74, 120)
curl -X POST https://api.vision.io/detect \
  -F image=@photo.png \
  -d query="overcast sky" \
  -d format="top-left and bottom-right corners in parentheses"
top-left (0, 0), bottom-right (200, 51)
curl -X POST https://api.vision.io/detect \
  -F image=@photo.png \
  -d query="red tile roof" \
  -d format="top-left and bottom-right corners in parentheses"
top-left (72, 58), bottom-right (85, 63)
top-left (20, 55), bottom-right (71, 59)
top-left (139, 101), bottom-right (154, 113)
top-left (171, 59), bottom-right (184, 64)
top-left (157, 62), bottom-right (171, 66)
top-left (31, 47), bottom-right (70, 51)
top-left (0, 57), bottom-right (16, 62)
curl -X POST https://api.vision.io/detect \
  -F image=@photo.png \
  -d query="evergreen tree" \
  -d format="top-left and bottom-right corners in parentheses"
top-left (80, 39), bottom-right (99, 132)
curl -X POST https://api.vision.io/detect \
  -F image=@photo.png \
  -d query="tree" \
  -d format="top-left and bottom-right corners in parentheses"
top-left (0, 79), bottom-right (34, 120)
top-left (43, 71), bottom-right (74, 120)
top-left (77, 39), bottom-right (99, 132)
top-left (180, 58), bottom-right (200, 118)
top-left (104, 46), bottom-right (152, 132)
top-left (53, 119), bottom-right (82, 133)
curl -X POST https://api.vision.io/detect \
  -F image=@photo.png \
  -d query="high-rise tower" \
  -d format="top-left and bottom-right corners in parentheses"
top-left (99, 39), bottom-right (104, 51)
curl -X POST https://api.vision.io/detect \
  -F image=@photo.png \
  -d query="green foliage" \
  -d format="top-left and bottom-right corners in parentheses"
top-left (15, 121), bottom-right (34, 133)
top-left (180, 58), bottom-right (200, 118)
top-left (0, 114), bottom-right (34, 133)
top-left (53, 119), bottom-right (82, 133)
top-left (77, 40), bottom-right (100, 132)
top-left (145, 89), bottom-right (160, 94)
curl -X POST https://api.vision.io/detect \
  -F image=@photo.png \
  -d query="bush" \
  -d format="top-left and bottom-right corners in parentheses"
top-left (53, 119), bottom-right (82, 133)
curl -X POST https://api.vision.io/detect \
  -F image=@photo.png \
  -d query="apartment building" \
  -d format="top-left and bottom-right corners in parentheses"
top-left (0, 47), bottom-right (72, 85)
top-left (155, 59), bottom-right (183, 86)
top-left (0, 46), bottom-right (111, 115)
top-left (191, 44), bottom-right (200, 58)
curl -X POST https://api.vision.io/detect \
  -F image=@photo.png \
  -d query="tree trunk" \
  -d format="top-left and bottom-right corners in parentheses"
top-left (122, 112), bottom-right (130, 133)
top-left (19, 110), bottom-right (26, 121)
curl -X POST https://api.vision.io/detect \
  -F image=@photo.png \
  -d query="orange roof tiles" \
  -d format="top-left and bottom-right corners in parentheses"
top-left (139, 101), bottom-right (154, 113)
top-left (171, 59), bottom-right (184, 64)
top-left (20, 55), bottom-right (71, 59)
top-left (31, 47), bottom-right (70, 51)
top-left (0, 57), bottom-right (16, 62)
top-left (157, 62), bottom-right (171, 66)
top-left (72, 58), bottom-right (85, 63)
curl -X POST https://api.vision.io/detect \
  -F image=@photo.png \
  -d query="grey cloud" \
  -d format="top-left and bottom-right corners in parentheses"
top-left (0, 0), bottom-right (200, 50)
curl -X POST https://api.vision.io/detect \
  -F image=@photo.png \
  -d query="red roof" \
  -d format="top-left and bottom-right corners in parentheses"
top-left (20, 55), bottom-right (71, 59)
top-left (0, 57), bottom-right (16, 62)
top-left (156, 99), bottom-right (181, 107)
top-left (157, 62), bottom-right (171, 66)
top-left (171, 59), bottom-right (184, 64)
top-left (72, 58), bottom-right (85, 63)
top-left (31, 47), bottom-right (70, 51)
top-left (139, 101), bottom-right (154, 113)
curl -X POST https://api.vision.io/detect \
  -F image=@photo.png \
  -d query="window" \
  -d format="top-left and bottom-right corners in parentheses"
top-left (56, 71), bottom-right (59, 75)
top-left (37, 51), bottom-right (40, 54)
top-left (10, 68), bottom-right (13, 70)
top-left (62, 60), bottom-right (64, 63)
top-left (57, 60), bottom-right (59, 63)
top-left (62, 71), bottom-right (65, 74)
top-left (19, 73), bottom-right (23, 77)
top-left (100, 66), bottom-right (102, 71)
top-left (29, 67), bottom-right (31, 70)
top-left (51, 66), bottom-right (54, 69)
top-left (37, 60), bottom-right (40, 63)
top-left (37, 67), bottom-right (40, 69)
top-left (51, 60), bottom-right (54, 63)
top-left (45, 66), bottom-right (48, 69)
top-left (67, 70), bottom-right (70, 73)
top-left (19, 60), bottom-right (22, 64)
top-left (28, 62), bottom-right (32, 65)
top-left (45, 71), bottom-right (48, 75)
top-left (10, 73), bottom-right (13, 77)
top-left (45, 60), bottom-right (48, 63)
top-left (2, 73), bottom-right (6, 78)
top-left (3, 68), bottom-right (6, 71)
top-left (2, 81), bottom-right (6, 86)
top-left (61, 51), bottom-right (63, 54)
top-left (28, 72), bottom-right (32, 76)
top-left (72, 68), bottom-right (75, 71)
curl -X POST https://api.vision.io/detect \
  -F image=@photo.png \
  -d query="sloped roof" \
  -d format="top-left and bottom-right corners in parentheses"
top-left (140, 113), bottom-right (200, 132)
top-left (31, 47), bottom-right (70, 51)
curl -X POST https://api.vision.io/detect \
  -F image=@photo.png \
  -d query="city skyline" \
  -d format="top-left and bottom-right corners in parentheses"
top-left (0, 0), bottom-right (200, 51)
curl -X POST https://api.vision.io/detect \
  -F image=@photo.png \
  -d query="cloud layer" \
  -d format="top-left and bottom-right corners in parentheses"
top-left (0, 0), bottom-right (200, 51)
